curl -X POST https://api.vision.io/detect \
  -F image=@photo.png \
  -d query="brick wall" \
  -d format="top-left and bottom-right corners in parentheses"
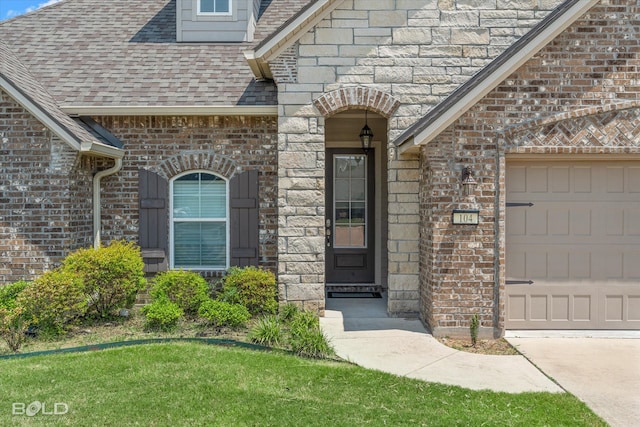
top-left (93, 115), bottom-right (279, 278)
top-left (0, 90), bottom-right (94, 284)
top-left (420, 0), bottom-right (640, 336)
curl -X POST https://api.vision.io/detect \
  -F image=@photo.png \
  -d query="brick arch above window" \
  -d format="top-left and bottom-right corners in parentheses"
top-left (313, 87), bottom-right (401, 119)
top-left (156, 152), bottom-right (237, 180)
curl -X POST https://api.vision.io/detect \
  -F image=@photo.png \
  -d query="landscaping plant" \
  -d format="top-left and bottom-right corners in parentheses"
top-left (247, 315), bottom-right (284, 347)
top-left (62, 240), bottom-right (146, 319)
top-left (141, 295), bottom-right (183, 332)
top-left (16, 269), bottom-right (87, 336)
top-left (198, 299), bottom-right (251, 329)
top-left (218, 266), bottom-right (278, 315)
top-left (470, 314), bottom-right (479, 348)
top-left (150, 270), bottom-right (210, 315)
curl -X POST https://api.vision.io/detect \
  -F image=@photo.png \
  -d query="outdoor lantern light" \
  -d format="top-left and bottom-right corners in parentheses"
top-left (359, 109), bottom-right (373, 153)
top-left (462, 166), bottom-right (477, 196)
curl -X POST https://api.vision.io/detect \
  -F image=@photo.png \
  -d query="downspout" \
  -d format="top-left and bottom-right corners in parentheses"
top-left (93, 158), bottom-right (123, 249)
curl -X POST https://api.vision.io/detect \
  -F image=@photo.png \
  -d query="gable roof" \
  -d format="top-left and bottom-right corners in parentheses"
top-left (0, 39), bottom-right (122, 158)
top-left (0, 0), bottom-right (307, 113)
top-left (245, 0), bottom-right (345, 79)
top-left (393, 0), bottom-right (600, 154)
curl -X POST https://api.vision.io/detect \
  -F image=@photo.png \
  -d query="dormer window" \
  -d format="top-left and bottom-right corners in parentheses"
top-left (198, 0), bottom-right (231, 15)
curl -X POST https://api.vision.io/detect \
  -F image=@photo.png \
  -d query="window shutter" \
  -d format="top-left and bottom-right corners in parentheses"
top-left (138, 169), bottom-right (168, 273)
top-left (230, 170), bottom-right (259, 267)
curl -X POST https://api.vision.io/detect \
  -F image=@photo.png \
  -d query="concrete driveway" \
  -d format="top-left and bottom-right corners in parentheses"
top-left (506, 337), bottom-right (640, 427)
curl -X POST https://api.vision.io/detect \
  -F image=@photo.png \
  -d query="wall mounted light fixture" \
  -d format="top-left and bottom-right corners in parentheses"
top-left (462, 166), bottom-right (477, 196)
top-left (359, 109), bottom-right (373, 154)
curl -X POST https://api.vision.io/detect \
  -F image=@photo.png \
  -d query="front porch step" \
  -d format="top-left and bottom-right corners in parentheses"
top-left (325, 283), bottom-right (382, 294)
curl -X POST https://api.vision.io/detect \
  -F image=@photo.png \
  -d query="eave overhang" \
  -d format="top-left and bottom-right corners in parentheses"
top-left (244, 0), bottom-right (345, 80)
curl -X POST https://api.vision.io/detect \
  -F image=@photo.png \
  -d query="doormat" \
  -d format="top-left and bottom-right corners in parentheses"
top-left (328, 292), bottom-right (382, 298)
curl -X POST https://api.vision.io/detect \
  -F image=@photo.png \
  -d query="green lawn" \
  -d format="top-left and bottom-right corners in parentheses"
top-left (0, 342), bottom-right (605, 426)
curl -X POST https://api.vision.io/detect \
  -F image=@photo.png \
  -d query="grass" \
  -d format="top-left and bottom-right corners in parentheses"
top-left (0, 342), bottom-right (606, 427)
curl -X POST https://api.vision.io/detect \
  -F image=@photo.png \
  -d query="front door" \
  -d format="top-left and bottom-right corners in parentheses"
top-left (326, 149), bottom-right (375, 283)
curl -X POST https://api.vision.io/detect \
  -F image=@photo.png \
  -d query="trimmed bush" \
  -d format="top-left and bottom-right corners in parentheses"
top-left (198, 299), bottom-right (250, 329)
top-left (16, 269), bottom-right (87, 335)
top-left (0, 280), bottom-right (30, 310)
top-left (150, 270), bottom-right (209, 315)
top-left (0, 306), bottom-right (30, 352)
top-left (218, 266), bottom-right (278, 316)
top-left (248, 315), bottom-right (284, 347)
top-left (62, 240), bottom-right (146, 319)
top-left (142, 296), bottom-right (183, 332)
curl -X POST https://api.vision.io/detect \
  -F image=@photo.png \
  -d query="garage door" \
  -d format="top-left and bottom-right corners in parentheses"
top-left (506, 161), bottom-right (640, 330)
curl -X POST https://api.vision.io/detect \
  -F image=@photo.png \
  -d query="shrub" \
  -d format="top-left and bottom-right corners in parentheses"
top-left (142, 296), bottom-right (183, 332)
top-left (198, 299), bottom-right (250, 329)
top-left (288, 310), bottom-right (333, 358)
top-left (16, 269), bottom-right (87, 335)
top-left (0, 306), bottom-right (30, 352)
top-left (218, 266), bottom-right (278, 316)
top-left (0, 280), bottom-right (30, 310)
top-left (248, 315), bottom-right (284, 347)
top-left (62, 241), bottom-right (146, 319)
top-left (470, 314), bottom-right (479, 348)
top-left (150, 270), bottom-right (209, 315)
top-left (278, 302), bottom-right (300, 323)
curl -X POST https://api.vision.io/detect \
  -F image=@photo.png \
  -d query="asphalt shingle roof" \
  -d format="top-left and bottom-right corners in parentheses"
top-left (0, 38), bottom-right (109, 148)
top-left (0, 0), bottom-right (310, 107)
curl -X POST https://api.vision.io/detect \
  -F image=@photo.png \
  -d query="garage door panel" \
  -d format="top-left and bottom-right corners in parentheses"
top-left (629, 167), bottom-right (640, 193)
top-left (528, 167), bottom-right (549, 193)
top-left (627, 209), bottom-right (640, 235)
top-left (606, 167), bottom-right (625, 193)
top-left (549, 208), bottom-right (570, 235)
top-left (551, 166), bottom-right (570, 193)
top-left (629, 297), bottom-right (640, 321)
top-left (506, 161), bottom-right (640, 330)
top-left (574, 166), bottom-right (592, 193)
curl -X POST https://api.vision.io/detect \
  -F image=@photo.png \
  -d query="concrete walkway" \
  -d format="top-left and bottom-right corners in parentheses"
top-left (320, 296), bottom-right (562, 394)
top-left (506, 337), bottom-right (640, 427)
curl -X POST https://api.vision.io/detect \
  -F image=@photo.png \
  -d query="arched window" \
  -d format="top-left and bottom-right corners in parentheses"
top-left (170, 171), bottom-right (228, 270)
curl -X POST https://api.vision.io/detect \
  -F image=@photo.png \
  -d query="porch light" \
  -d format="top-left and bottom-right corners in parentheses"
top-left (359, 109), bottom-right (373, 153)
top-left (462, 166), bottom-right (477, 196)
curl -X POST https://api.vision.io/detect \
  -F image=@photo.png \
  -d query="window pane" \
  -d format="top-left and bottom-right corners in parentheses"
top-left (216, 0), bottom-right (230, 13)
top-left (200, 0), bottom-right (229, 13)
top-left (173, 172), bottom-right (227, 269)
top-left (200, 0), bottom-right (215, 12)
top-left (335, 179), bottom-right (349, 201)
top-left (174, 222), bottom-right (226, 268)
top-left (173, 173), bottom-right (225, 219)
top-left (200, 179), bottom-right (226, 217)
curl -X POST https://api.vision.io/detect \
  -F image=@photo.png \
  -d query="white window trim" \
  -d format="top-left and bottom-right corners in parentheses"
top-left (169, 170), bottom-right (230, 271)
top-left (197, 0), bottom-right (233, 16)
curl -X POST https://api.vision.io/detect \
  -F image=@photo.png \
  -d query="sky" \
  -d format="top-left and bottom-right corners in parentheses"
top-left (0, 0), bottom-right (63, 21)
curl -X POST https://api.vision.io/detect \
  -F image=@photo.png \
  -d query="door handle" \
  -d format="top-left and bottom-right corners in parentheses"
top-left (326, 219), bottom-right (331, 247)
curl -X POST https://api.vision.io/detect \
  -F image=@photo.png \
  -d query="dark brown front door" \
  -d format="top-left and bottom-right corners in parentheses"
top-left (326, 149), bottom-right (375, 283)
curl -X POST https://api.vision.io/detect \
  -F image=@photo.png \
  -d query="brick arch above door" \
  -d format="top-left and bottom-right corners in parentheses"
top-left (313, 87), bottom-right (400, 119)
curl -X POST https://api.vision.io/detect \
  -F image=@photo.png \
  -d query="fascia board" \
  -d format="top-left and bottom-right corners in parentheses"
top-left (0, 75), bottom-right (82, 151)
top-left (61, 105), bottom-right (278, 116)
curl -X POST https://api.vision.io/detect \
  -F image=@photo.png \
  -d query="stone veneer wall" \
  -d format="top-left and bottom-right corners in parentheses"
top-left (274, 0), bottom-right (563, 315)
top-left (93, 115), bottom-right (279, 277)
top-left (0, 90), bottom-right (94, 284)
top-left (420, 0), bottom-right (640, 336)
